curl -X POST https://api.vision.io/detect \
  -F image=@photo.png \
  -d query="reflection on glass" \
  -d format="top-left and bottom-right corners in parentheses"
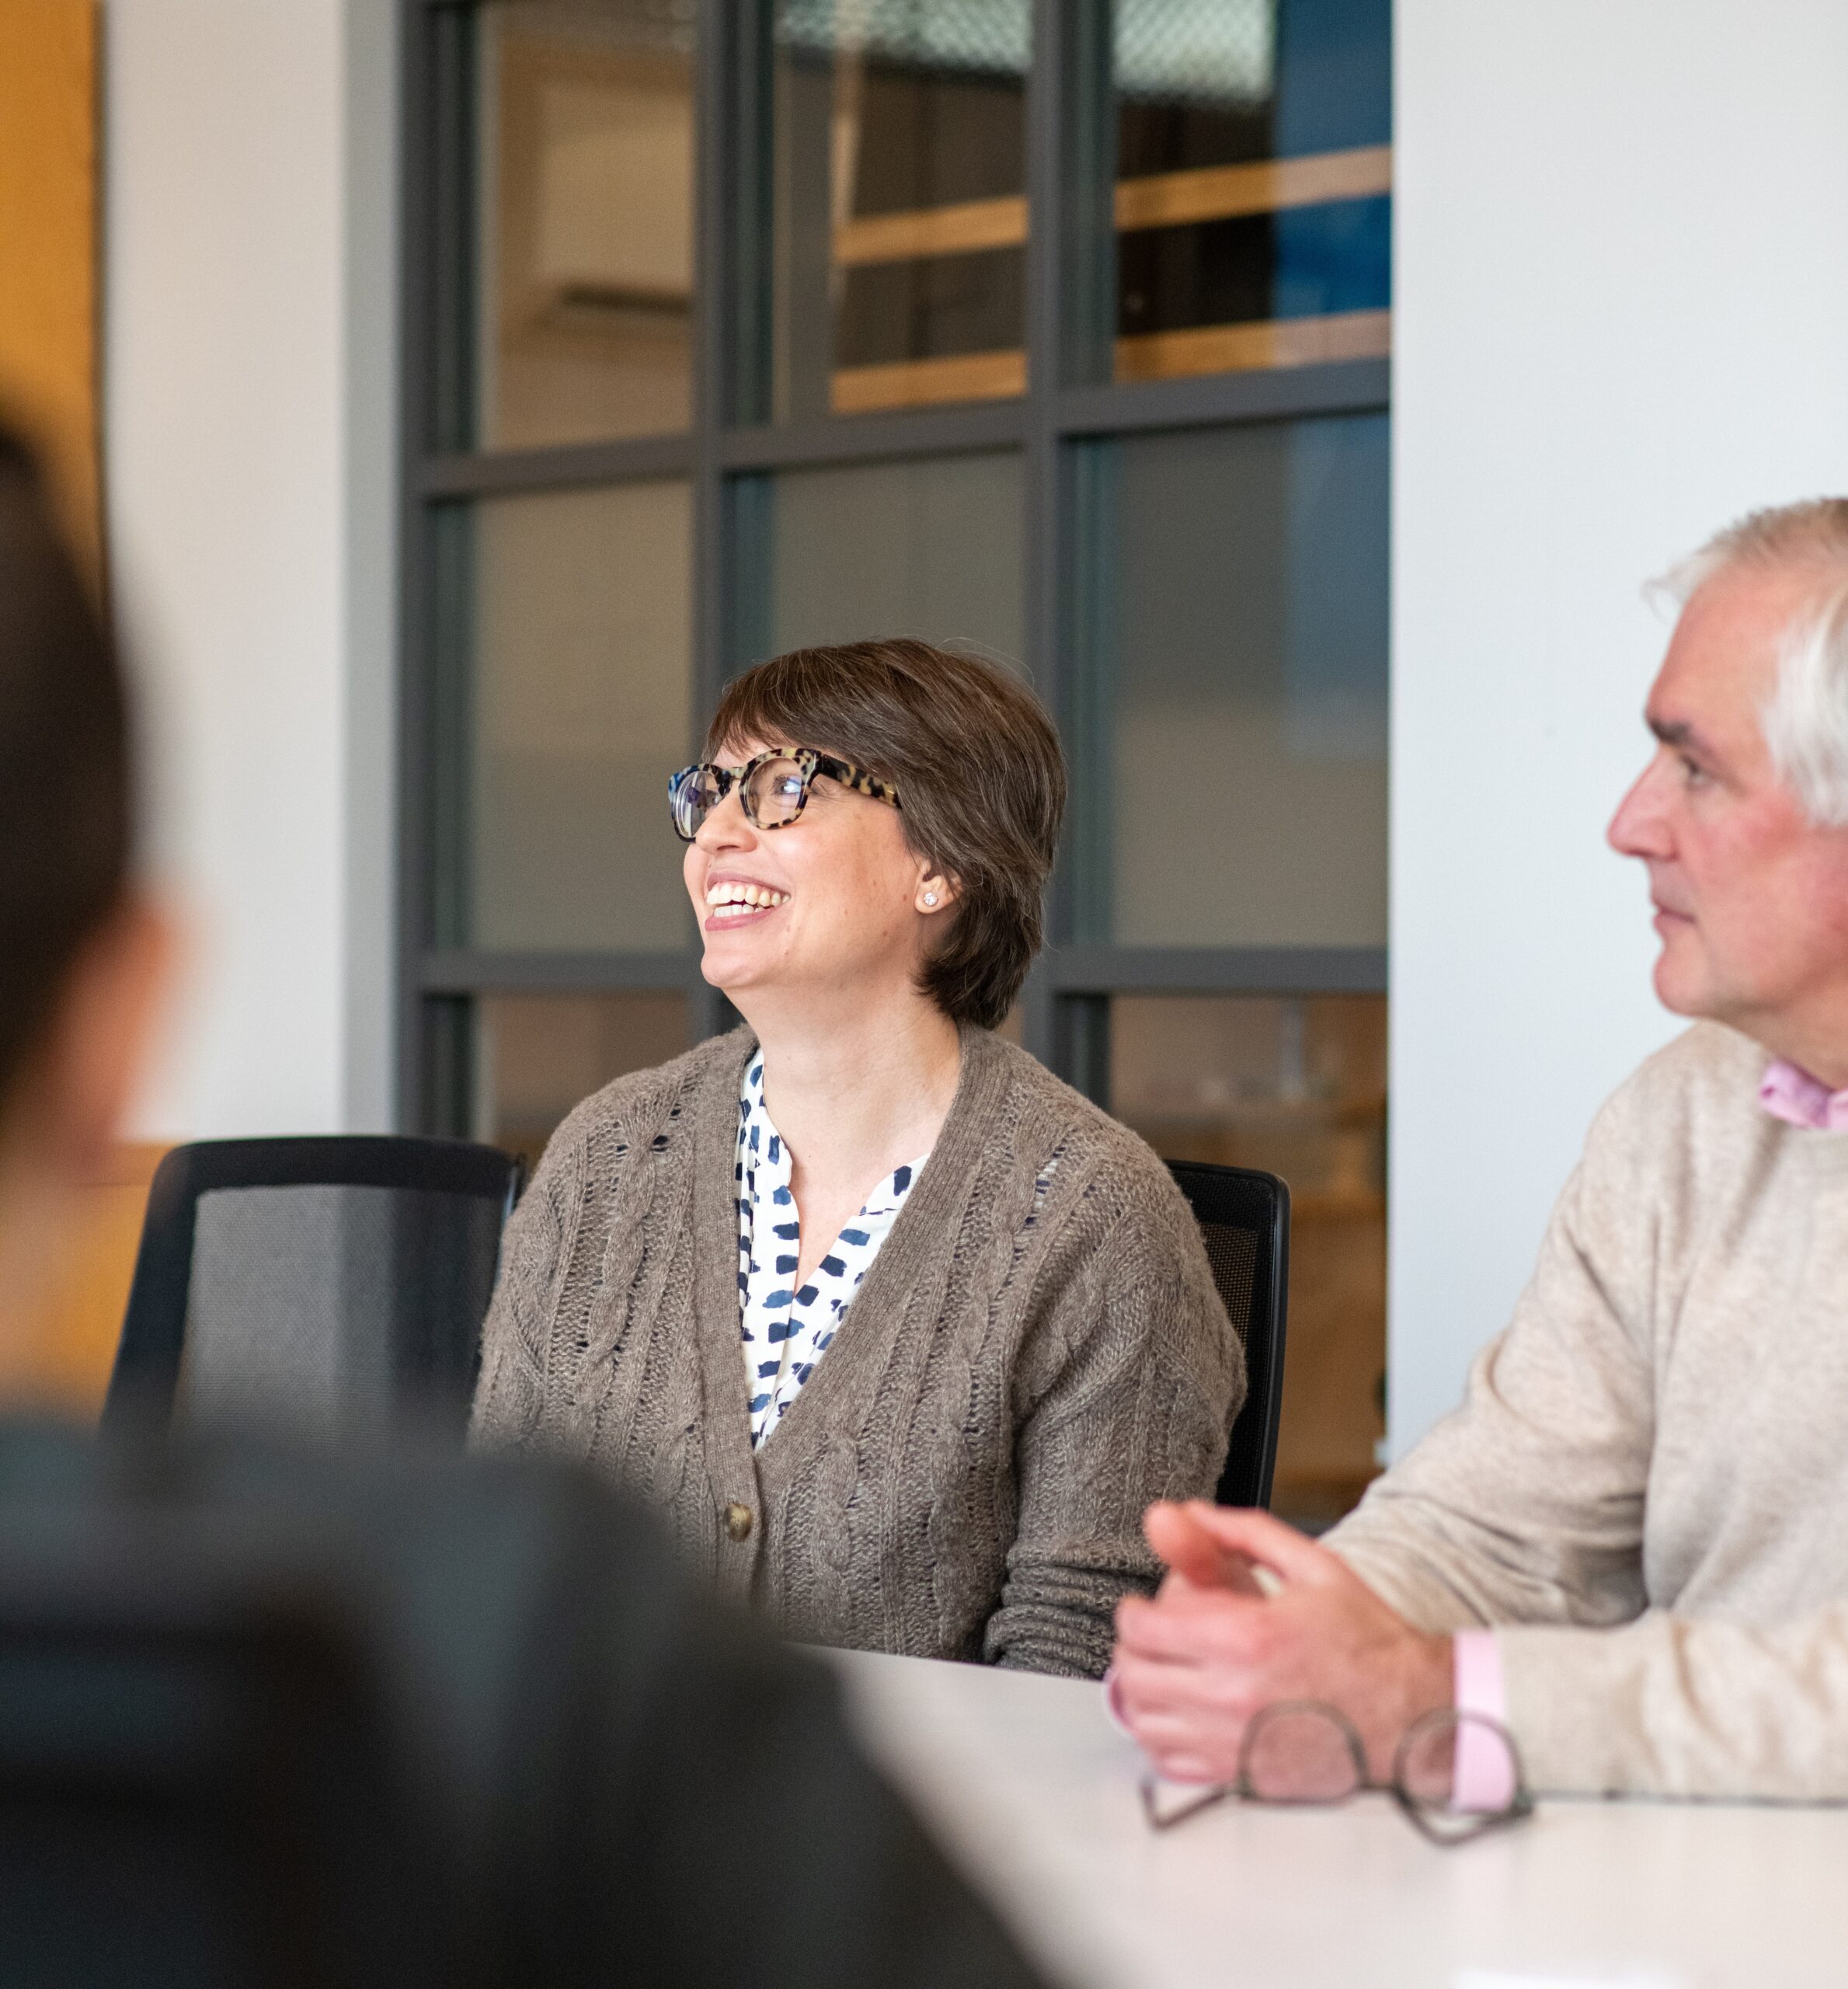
top-left (475, 0), bottom-right (695, 448)
top-left (468, 481), bottom-right (692, 949)
top-left (476, 991), bottom-right (690, 1168)
top-left (1109, 992), bottom-right (1385, 1524)
top-left (1108, 0), bottom-right (1390, 382)
top-left (766, 0), bottom-right (1029, 420)
top-left (1078, 413), bottom-right (1387, 947)
top-left (742, 451), bottom-right (1024, 665)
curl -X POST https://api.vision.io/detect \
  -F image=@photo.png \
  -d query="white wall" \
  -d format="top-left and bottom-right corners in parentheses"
top-left (1390, 0), bottom-right (1848, 1450)
top-left (106, 0), bottom-right (397, 1140)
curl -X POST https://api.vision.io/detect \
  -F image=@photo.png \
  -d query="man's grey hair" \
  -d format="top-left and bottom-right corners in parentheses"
top-left (1658, 499), bottom-right (1848, 826)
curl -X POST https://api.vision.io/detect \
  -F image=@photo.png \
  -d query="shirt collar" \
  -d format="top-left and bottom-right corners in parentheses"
top-left (1759, 1057), bottom-right (1848, 1132)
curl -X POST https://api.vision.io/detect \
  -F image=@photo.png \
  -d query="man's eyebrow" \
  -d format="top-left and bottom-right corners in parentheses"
top-left (1648, 716), bottom-right (1718, 758)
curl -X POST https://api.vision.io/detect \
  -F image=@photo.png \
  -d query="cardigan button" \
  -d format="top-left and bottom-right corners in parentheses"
top-left (723, 1500), bottom-right (754, 1543)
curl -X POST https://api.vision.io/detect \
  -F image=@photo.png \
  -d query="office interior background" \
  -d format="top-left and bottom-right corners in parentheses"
top-left (5, 0), bottom-right (1847, 1519)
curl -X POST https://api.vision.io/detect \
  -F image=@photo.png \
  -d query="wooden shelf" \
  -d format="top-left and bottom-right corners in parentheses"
top-left (829, 144), bottom-right (1392, 269)
top-left (1114, 145), bottom-right (1392, 233)
top-left (834, 192), bottom-right (1027, 269)
top-left (830, 347), bottom-right (1026, 415)
top-left (1290, 1188), bottom-right (1386, 1224)
top-left (827, 308), bottom-right (1390, 413)
top-left (1115, 308), bottom-right (1390, 381)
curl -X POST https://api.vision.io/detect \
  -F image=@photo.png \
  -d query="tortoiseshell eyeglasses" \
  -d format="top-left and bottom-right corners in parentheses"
top-left (668, 748), bottom-right (902, 842)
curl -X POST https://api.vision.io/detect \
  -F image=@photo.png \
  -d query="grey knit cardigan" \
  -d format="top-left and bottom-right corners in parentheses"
top-left (469, 1025), bottom-right (1244, 1677)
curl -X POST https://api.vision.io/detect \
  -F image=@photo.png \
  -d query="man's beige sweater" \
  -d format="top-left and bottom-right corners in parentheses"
top-left (471, 1026), bottom-right (1242, 1677)
top-left (1329, 1021), bottom-right (1848, 1798)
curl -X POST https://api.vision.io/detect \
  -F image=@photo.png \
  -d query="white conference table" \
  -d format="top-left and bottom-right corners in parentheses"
top-left (827, 1647), bottom-right (1848, 1989)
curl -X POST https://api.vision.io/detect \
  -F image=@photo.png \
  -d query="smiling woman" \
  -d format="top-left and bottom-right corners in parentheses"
top-left (470, 637), bottom-right (1245, 1676)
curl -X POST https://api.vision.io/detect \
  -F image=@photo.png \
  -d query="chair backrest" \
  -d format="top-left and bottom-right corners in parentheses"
top-left (1165, 1161), bottom-right (1289, 1510)
top-left (104, 1137), bottom-right (524, 1441)
top-left (0, 1540), bottom-right (444, 1988)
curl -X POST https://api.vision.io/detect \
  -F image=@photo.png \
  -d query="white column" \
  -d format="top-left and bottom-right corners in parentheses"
top-left (1390, 0), bottom-right (1848, 1449)
top-left (105, 0), bottom-right (397, 1139)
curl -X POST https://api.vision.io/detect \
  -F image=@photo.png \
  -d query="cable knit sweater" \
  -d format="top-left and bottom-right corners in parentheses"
top-left (1330, 1020), bottom-right (1848, 1799)
top-left (470, 1026), bottom-right (1242, 1678)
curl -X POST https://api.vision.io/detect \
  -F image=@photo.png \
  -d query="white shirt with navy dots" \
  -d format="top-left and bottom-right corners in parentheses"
top-left (736, 1051), bottom-right (931, 1448)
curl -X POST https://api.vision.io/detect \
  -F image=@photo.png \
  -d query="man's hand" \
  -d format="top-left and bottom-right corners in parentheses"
top-left (1113, 1502), bottom-right (1453, 1785)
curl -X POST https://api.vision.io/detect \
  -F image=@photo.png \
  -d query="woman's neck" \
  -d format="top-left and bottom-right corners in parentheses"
top-left (742, 984), bottom-right (964, 1189)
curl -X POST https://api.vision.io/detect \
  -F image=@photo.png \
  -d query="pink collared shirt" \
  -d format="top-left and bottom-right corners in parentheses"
top-left (1759, 1057), bottom-right (1848, 1130)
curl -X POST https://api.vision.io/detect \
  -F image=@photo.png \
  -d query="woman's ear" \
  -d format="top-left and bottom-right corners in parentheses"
top-left (915, 869), bottom-right (961, 914)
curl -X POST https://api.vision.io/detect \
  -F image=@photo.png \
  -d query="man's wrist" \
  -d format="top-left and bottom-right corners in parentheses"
top-left (1413, 1629), bottom-right (1457, 1721)
top-left (1366, 1628), bottom-right (1454, 1782)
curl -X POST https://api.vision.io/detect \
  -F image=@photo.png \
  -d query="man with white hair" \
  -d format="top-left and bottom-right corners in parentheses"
top-left (1112, 499), bottom-right (1848, 1801)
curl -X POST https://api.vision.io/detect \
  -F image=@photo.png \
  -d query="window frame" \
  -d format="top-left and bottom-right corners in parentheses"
top-left (395, 0), bottom-right (1390, 1134)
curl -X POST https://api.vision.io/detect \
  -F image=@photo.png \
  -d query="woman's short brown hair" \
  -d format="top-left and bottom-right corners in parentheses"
top-left (706, 639), bottom-right (1065, 1030)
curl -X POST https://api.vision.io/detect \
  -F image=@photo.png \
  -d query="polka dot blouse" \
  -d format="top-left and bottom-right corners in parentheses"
top-left (736, 1052), bottom-right (931, 1449)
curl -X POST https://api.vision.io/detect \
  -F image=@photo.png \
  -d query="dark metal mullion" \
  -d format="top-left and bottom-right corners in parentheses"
top-left (1056, 357), bottom-right (1391, 438)
top-left (410, 943), bottom-right (1384, 999)
top-left (413, 356), bottom-right (1390, 506)
top-left (1049, 946), bottom-right (1389, 996)
top-left (419, 950), bottom-right (694, 994)
top-left (421, 434), bottom-right (695, 497)
top-left (719, 400), bottom-right (1028, 471)
top-left (687, 0), bottom-right (740, 1044)
top-left (1018, 0), bottom-right (1068, 1074)
top-left (396, 0), bottom-right (444, 1132)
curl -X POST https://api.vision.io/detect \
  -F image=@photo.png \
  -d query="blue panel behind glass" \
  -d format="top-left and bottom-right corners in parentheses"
top-left (1273, 0), bottom-right (1392, 319)
top-left (1272, 196), bottom-right (1391, 319)
top-left (1274, 0), bottom-right (1393, 157)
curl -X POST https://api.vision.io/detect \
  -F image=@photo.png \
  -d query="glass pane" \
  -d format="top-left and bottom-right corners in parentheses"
top-left (742, 451), bottom-right (1024, 664)
top-left (476, 991), bottom-right (690, 1168)
top-left (475, 1), bottom-right (695, 448)
top-left (1107, 0), bottom-right (1390, 383)
top-left (1109, 993), bottom-right (1385, 1525)
top-left (763, 0), bottom-right (1030, 421)
top-left (468, 481), bottom-right (692, 949)
top-left (1078, 414), bottom-right (1387, 946)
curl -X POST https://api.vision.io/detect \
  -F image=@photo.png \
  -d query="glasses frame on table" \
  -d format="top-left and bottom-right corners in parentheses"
top-left (668, 748), bottom-right (903, 842)
top-left (1140, 1701), bottom-right (1535, 1848)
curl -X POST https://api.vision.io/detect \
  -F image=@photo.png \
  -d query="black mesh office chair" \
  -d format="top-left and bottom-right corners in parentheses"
top-left (1166, 1162), bottom-right (1289, 1509)
top-left (103, 1137), bottom-right (524, 1441)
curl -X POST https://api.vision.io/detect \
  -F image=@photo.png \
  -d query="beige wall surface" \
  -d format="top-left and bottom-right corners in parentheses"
top-left (106, 0), bottom-right (398, 1144)
top-left (1391, 0), bottom-right (1848, 1452)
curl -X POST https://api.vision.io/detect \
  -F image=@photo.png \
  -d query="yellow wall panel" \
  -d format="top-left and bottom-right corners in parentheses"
top-left (2, 1145), bottom-right (164, 1422)
top-left (0, 0), bottom-right (100, 574)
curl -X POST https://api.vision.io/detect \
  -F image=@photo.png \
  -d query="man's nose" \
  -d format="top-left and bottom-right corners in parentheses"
top-left (1608, 753), bottom-right (1675, 860)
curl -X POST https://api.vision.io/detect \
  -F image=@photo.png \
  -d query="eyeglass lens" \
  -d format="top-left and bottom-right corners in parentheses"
top-left (1241, 1704), bottom-right (1365, 1804)
top-left (675, 757), bottom-right (809, 838)
top-left (743, 757), bottom-right (807, 826)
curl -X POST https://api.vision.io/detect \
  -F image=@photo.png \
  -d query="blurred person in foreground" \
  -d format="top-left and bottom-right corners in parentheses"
top-left (472, 639), bottom-right (1241, 1677)
top-left (1113, 497), bottom-right (1848, 1802)
top-left (0, 429), bottom-right (1045, 1984)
